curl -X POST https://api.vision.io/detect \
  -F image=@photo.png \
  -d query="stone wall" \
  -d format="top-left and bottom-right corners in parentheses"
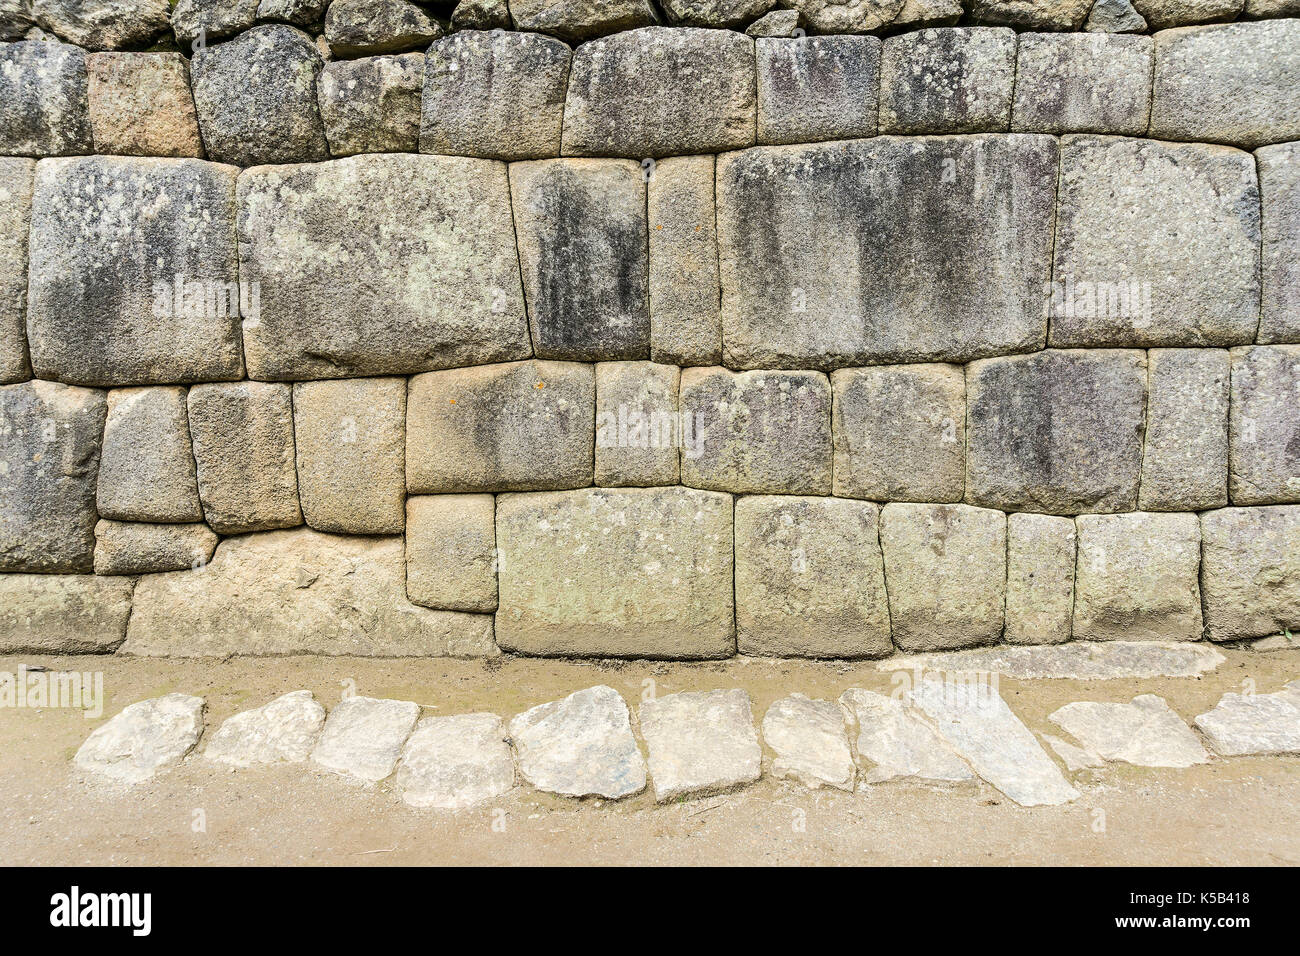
top-left (1, 13), bottom-right (1299, 659)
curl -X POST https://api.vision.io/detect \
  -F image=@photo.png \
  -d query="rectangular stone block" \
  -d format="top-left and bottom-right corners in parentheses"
top-left (735, 496), bottom-right (891, 658)
top-left (595, 361), bottom-right (680, 487)
top-left (405, 494), bottom-right (497, 613)
top-left (879, 27), bottom-right (1016, 134)
top-left (0, 40), bottom-right (92, 156)
top-left (1229, 345), bottom-right (1300, 505)
top-left (97, 386), bottom-right (203, 523)
top-left (648, 155), bottom-right (721, 366)
top-left (1011, 33), bottom-right (1152, 135)
top-left (0, 157), bottom-right (33, 383)
top-left (86, 52), bottom-right (204, 158)
top-left (1139, 348), bottom-right (1229, 511)
top-left (1257, 142), bottom-right (1300, 344)
top-left (93, 519), bottom-right (217, 575)
top-left (495, 487), bottom-right (735, 658)
top-left (1005, 513), bottom-right (1076, 646)
top-left (319, 53), bottom-right (423, 157)
top-left (1201, 505), bottom-right (1300, 642)
top-left (756, 36), bottom-right (880, 146)
top-left (0, 573), bottom-right (133, 653)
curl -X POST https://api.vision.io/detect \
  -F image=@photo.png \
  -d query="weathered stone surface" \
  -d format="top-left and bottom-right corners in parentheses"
top-left (1139, 348), bottom-right (1229, 511)
top-left (762, 694), bottom-right (854, 791)
top-left (93, 520), bottom-right (217, 575)
top-left (238, 154), bottom-right (528, 380)
top-left (292, 377), bottom-right (405, 535)
top-left (1242, 0), bottom-right (1300, 12)
top-left (406, 360), bottom-right (594, 493)
top-left (124, 529), bottom-right (496, 656)
top-left (879, 28), bottom-right (1016, 134)
top-left (756, 36), bottom-right (880, 146)
top-left (1231, 347), bottom-right (1300, 506)
top-left (640, 689), bottom-right (761, 802)
top-left (508, 685), bottom-right (646, 798)
top-left (170, 0), bottom-right (258, 46)
top-left (647, 155), bottom-right (720, 367)
top-left (970, 0), bottom-right (1092, 28)
top-left (30, 0), bottom-right (167, 49)
top-left (0, 40), bottom-right (91, 156)
top-left (0, 572), bottom-right (133, 652)
top-left (1005, 513), bottom-right (1075, 646)
top-left (0, 381), bottom-right (105, 572)
top-left (1194, 683), bottom-right (1300, 756)
top-left (745, 8), bottom-right (800, 34)
top-left (496, 487), bottom-right (734, 658)
top-left (1044, 734), bottom-right (1103, 771)
top-left (661, 0), bottom-right (774, 25)
top-left (86, 53), bottom-right (203, 158)
top-left (311, 695), bottom-right (419, 783)
top-left (880, 503), bottom-right (1006, 652)
top-left (877, 641), bottom-right (1226, 679)
top-left (97, 387), bottom-right (202, 523)
top-left (421, 31), bottom-right (569, 161)
top-left (405, 494), bottom-right (497, 612)
top-left (1051, 137), bottom-right (1259, 348)
top-left (1085, 0), bottom-right (1148, 29)
top-left (894, 0), bottom-right (965, 26)
top-left (735, 496), bottom-right (891, 658)
top-left (595, 361), bottom-right (679, 487)
top-left (716, 135), bottom-right (1057, 369)
top-left (0, 158), bottom-right (33, 383)
top-left (27, 157), bottom-right (242, 386)
top-left (191, 25), bottom-right (328, 167)
top-left (204, 690), bottom-right (325, 767)
top-left (562, 27), bottom-right (755, 157)
top-left (1012, 34), bottom-right (1151, 136)
top-left (1200, 506), bottom-right (1300, 642)
top-left (510, 160), bottom-right (648, 361)
top-left (74, 693), bottom-right (204, 785)
top-left (840, 688), bottom-right (973, 783)
top-left (398, 713), bottom-right (515, 809)
top-left (1073, 512), bottom-right (1203, 642)
top-left (1258, 143), bottom-right (1300, 345)
top-left (1133, 0), bottom-right (1242, 28)
top-left (318, 53), bottom-right (422, 156)
top-left (1150, 21), bottom-right (1300, 150)
top-left (509, 0), bottom-right (658, 42)
top-left (1050, 695), bottom-right (1209, 767)
top-left (0, 0), bottom-right (34, 39)
top-left (256, 0), bottom-right (326, 27)
top-left (324, 0), bottom-right (439, 57)
top-left (783, 0), bottom-right (902, 31)
top-left (965, 349), bottom-right (1147, 514)
top-left (188, 382), bottom-right (301, 535)
top-left (451, 0), bottom-right (510, 30)
top-left (679, 368), bottom-right (831, 495)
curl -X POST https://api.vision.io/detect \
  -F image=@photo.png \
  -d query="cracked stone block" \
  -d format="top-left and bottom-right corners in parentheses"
top-left (878, 641), bottom-right (1225, 679)
top-left (0, 572), bottom-right (133, 652)
top-left (0, 40), bottom-right (91, 156)
top-left (86, 52), bottom-right (203, 158)
top-left (761, 694), bottom-right (855, 791)
top-left (595, 361), bottom-right (680, 487)
top-left (318, 53), bottom-right (423, 156)
top-left (404, 494), bottom-right (497, 613)
top-left (1230, 347), bottom-right (1300, 506)
top-left (204, 691), bottom-right (326, 767)
top-left (509, 0), bottom-right (658, 42)
top-left (1050, 694), bottom-right (1209, 767)
top-left (648, 155), bottom-right (720, 366)
top-left (1258, 143), bottom-right (1300, 344)
top-left (74, 693), bottom-right (204, 785)
top-left (1135, 0), bottom-right (1243, 31)
top-left (970, 0), bottom-right (1093, 27)
top-left (1004, 513), bottom-right (1076, 646)
top-left (397, 713), bottom-right (515, 809)
top-left (0, 157), bottom-right (33, 383)
top-left (879, 28), bottom-right (1016, 134)
top-left (1200, 505), bottom-right (1300, 642)
top-left (734, 496), bottom-right (891, 658)
top-left (839, 688), bottom-right (973, 783)
top-left (1194, 682), bottom-right (1300, 756)
top-left (170, 0), bottom-right (258, 46)
top-left (1139, 348), bottom-right (1229, 511)
top-left (97, 387), bottom-right (202, 523)
top-left (310, 695), bottom-right (420, 783)
top-left (756, 36), bottom-right (880, 145)
top-left (639, 689), bottom-right (762, 802)
top-left (323, 0), bottom-right (440, 58)
top-left (1011, 33), bottom-right (1152, 135)
top-left (32, 0), bottom-right (169, 49)
top-left (93, 520), bottom-right (217, 575)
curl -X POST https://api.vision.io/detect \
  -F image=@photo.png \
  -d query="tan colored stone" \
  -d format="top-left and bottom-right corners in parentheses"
top-left (93, 519), bottom-right (217, 575)
top-left (1139, 348), bottom-right (1229, 511)
top-left (86, 52), bottom-right (203, 158)
top-left (595, 361), bottom-right (680, 487)
top-left (1200, 506), bottom-right (1300, 642)
top-left (648, 155), bottom-right (720, 366)
top-left (0, 572), bottom-right (133, 653)
top-left (1004, 513), bottom-right (1075, 646)
top-left (405, 494), bottom-right (497, 613)
top-left (97, 386), bottom-right (202, 523)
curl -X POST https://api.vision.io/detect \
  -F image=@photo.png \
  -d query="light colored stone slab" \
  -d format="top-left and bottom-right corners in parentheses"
top-left (0, 572), bottom-right (134, 653)
top-left (404, 494), bottom-right (497, 613)
top-left (640, 688), bottom-right (762, 802)
top-left (648, 155), bottom-right (720, 366)
top-left (1011, 32), bottom-right (1152, 135)
top-left (97, 386), bottom-right (202, 523)
top-left (1050, 694), bottom-right (1209, 767)
top-left (204, 690), bottom-right (326, 767)
top-left (1044, 734), bottom-right (1104, 771)
top-left (839, 688), bottom-right (972, 784)
top-left (878, 641), bottom-right (1226, 679)
top-left (74, 693), bottom-right (204, 786)
top-left (1139, 348), bottom-right (1229, 511)
top-left (1194, 683), bottom-right (1300, 756)
top-left (93, 519), bottom-right (217, 575)
top-left (509, 0), bottom-right (657, 41)
top-left (397, 713), bottom-right (515, 809)
top-left (1004, 513), bottom-right (1075, 645)
top-left (1201, 506), bottom-right (1300, 643)
top-left (762, 694), bottom-right (854, 791)
top-left (595, 361), bottom-right (680, 487)
top-left (879, 27), bottom-right (1016, 134)
top-left (310, 695), bottom-right (420, 783)
top-left (1230, 346), bottom-right (1300, 505)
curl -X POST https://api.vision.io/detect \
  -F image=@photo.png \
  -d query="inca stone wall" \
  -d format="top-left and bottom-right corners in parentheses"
top-left (1, 5), bottom-right (1299, 659)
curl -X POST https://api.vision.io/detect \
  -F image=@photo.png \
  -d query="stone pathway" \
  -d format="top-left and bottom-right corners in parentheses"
top-left (1049, 694), bottom-right (1209, 768)
top-left (877, 641), bottom-right (1225, 680)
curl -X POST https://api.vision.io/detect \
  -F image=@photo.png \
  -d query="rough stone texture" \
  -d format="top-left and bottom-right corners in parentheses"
top-left (170, 0), bottom-right (258, 46)
top-left (661, 0), bottom-right (774, 24)
top-left (1051, 137), bottom-right (1259, 348)
top-left (187, 382), bottom-right (301, 535)
top-left (879, 503), bottom-right (1006, 652)
top-left (496, 487), bottom-right (734, 658)
top-left (86, 53), bottom-right (203, 158)
top-left (1230, 347), bottom-right (1300, 505)
top-left (965, 350), bottom-right (1147, 514)
top-left (74, 693), bottom-right (204, 786)
top-left (324, 0), bottom-right (439, 57)
top-left (640, 689), bottom-right (762, 802)
top-left (27, 157), bottom-right (242, 386)
top-left (0, 380), bottom-right (105, 572)
top-left (292, 377), bottom-right (405, 535)
top-left (1012, 34), bottom-right (1152, 136)
top-left (0, 0), bottom-right (33, 39)
top-left (1150, 21), bottom-right (1300, 150)
top-left (1133, 0), bottom-right (1243, 29)
top-left (969, 0), bottom-right (1093, 27)
top-left (0, 572), bottom-right (133, 652)
top-left (1004, 513), bottom-right (1075, 646)
top-left (734, 496), bottom-right (891, 658)
top-left (761, 694), bottom-right (855, 791)
top-left (879, 28), bottom-right (1016, 135)
top-left (509, 0), bottom-right (658, 42)
top-left (783, 0), bottom-right (903, 31)
top-left (238, 154), bottom-right (528, 380)
top-left (647, 155), bottom-right (720, 367)
top-left (510, 160), bottom-right (648, 361)
top-left (124, 529), bottom-right (496, 656)
top-left (93, 519), bottom-right (217, 575)
top-left (1045, 734), bottom-right (1104, 771)
top-left (310, 695), bottom-right (419, 783)
top-left (1194, 683), bottom-right (1300, 756)
top-left (1050, 695), bottom-right (1209, 767)
top-left (96, 387), bottom-right (202, 523)
top-left (1200, 506), bottom-right (1300, 642)
top-left (257, 0), bottom-right (326, 27)
top-left (562, 27), bottom-right (755, 158)
top-left (832, 364), bottom-right (964, 503)
top-left (595, 361), bottom-right (679, 487)
top-left (406, 360), bottom-right (594, 493)
top-left (1258, 143), bottom-right (1300, 345)
top-left (756, 36), bottom-right (880, 146)
top-left (1085, 0), bottom-right (1147, 29)
top-left (839, 688), bottom-right (973, 783)
top-left (0, 158), bottom-right (33, 383)
top-left (745, 8), bottom-right (800, 34)
top-left (679, 367), bottom-right (832, 495)
top-left (1242, 0), bottom-right (1300, 12)
top-left (1073, 512), bottom-right (1204, 642)
top-left (508, 685), bottom-right (646, 798)
top-left (0, 40), bottom-right (91, 156)
top-left (404, 494), bottom-right (497, 613)
top-left (1139, 348), bottom-right (1229, 511)
top-left (716, 135), bottom-right (1057, 370)
top-left (894, 0), bottom-right (966, 26)
top-left (421, 31), bottom-right (569, 161)
top-left (191, 25), bottom-right (329, 167)
top-left (451, 0), bottom-right (510, 30)
top-left (318, 53), bottom-right (422, 156)
top-left (877, 641), bottom-right (1225, 679)
top-left (203, 690), bottom-right (326, 767)
top-left (397, 713), bottom-right (515, 809)
top-left (30, 0), bottom-right (168, 50)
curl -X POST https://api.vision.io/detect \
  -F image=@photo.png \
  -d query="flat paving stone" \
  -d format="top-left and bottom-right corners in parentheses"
top-left (1049, 694), bottom-right (1209, 768)
top-left (840, 688), bottom-right (972, 784)
top-left (761, 694), bottom-right (855, 791)
top-left (1194, 682), bottom-right (1300, 756)
top-left (203, 691), bottom-right (325, 767)
top-left (639, 689), bottom-right (762, 802)
top-left (878, 641), bottom-right (1224, 680)
top-left (1044, 734), bottom-right (1104, 772)
top-left (74, 693), bottom-right (204, 786)
top-left (397, 713), bottom-right (515, 809)
top-left (310, 696), bottom-right (420, 784)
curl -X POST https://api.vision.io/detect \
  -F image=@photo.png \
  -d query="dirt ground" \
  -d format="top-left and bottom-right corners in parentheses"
top-left (1, 647), bottom-right (1298, 866)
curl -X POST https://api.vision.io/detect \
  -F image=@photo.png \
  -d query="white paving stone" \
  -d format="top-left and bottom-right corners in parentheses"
top-left (1194, 682), bottom-right (1300, 756)
top-left (1050, 695), bottom-right (1209, 768)
top-left (74, 693), bottom-right (205, 786)
top-left (761, 694), bottom-right (855, 791)
top-left (839, 688), bottom-right (973, 784)
top-left (639, 689), bottom-right (763, 802)
top-left (310, 696), bottom-right (420, 783)
top-left (203, 690), bottom-right (325, 767)
top-left (1043, 734), bottom-right (1104, 772)
top-left (397, 713), bottom-right (515, 809)
top-left (877, 641), bottom-right (1224, 680)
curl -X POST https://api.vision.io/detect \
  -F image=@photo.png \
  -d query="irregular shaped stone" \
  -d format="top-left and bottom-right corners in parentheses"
top-left (74, 693), bottom-right (204, 786)
top-left (406, 360), bottom-right (594, 493)
top-left (204, 691), bottom-right (326, 767)
top-left (310, 695), bottom-right (419, 783)
top-left (0, 40), bottom-right (91, 157)
top-left (1005, 513), bottom-right (1076, 646)
top-left (324, 0), bottom-right (439, 57)
top-left (405, 494), bottom-right (497, 613)
top-left (1230, 346), bottom-right (1300, 505)
top-left (86, 52), bottom-right (203, 158)
top-left (451, 0), bottom-right (510, 30)
top-left (398, 713), bottom-right (515, 809)
top-left (0, 572), bottom-right (133, 652)
top-left (1133, 0), bottom-right (1242, 28)
top-left (756, 36), bottom-right (880, 146)
top-left (0, 158), bottom-right (33, 383)
top-left (1044, 734), bottom-right (1104, 771)
top-left (27, 156), bottom-right (243, 386)
top-left (1200, 506), bottom-right (1300, 642)
top-left (762, 694), bottom-right (854, 791)
top-left (735, 496), bottom-right (891, 658)
top-left (1050, 695), bottom-right (1209, 767)
top-left (965, 349), bottom-right (1147, 514)
top-left (510, 160), bottom-right (648, 361)
top-left (1194, 683), bottom-right (1300, 756)
top-left (1242, 0), bottom-right (1300, 12)
top-left (30, 0), bottom-right (167, 50)
top-left (1258, 143), bottom-right (1300, 345)
top-left (93, 519), bottom-right (217, 575)
top-left (97, 387), bottom-right (201, 523)
top-left (784, 0), bottom-right (903, 31)
top-left (238, 154), bottom-right (528, 380)
top-left (877, 640), bottom-right (1226, 679)
top-left (640, 689), bottom-right (761, 802)
top-left (562, 27), bottom-right (755, 157)
top-left (969, 0), bottom-right (1092, 27)
top-left (661, 0), bottom-right (773, 25)
top-left (1139, 348), bottom-right (1229, 511)
top-left (170, 0), bottom-right (258, 46)
top-left (318, 53), bottom-right (422, 156)
top-left (648, 154), bottom-right (720, 366)
top-left (745, 8), bottom-right (800, 34)
top-left (256, 0), bottom-right (326, 27)
top-left (879, 28), bottom-right (1016, 134)
top-left (839, 689), bottom-right (973, 783)
top-left (0, 380), bottom-right (105, 572)
top-left (1012, 34), bottom-right (1151, 136)
top-left (0, 1), bottom-right (34, 40)
top-left (595, 361), bottom-right (679, 487)
top-left (421, 31), bottom-right (569, 161)
top-left (509, 0), bottom-right (658, 42)
top-left (508, 685), bottom-right (646, 798)
top-left (1085, 0), bottom-right (1148, 29)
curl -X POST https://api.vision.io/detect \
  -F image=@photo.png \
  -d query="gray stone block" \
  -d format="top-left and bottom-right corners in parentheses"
top-left (0, 40), bottom-right (91, 157)
top-left (170, 0), bottom-right (257, 46)
top-left (1200, 505), bottom-right (1300, 642)
top-left (510, 0), bottom-right (658, 42)
top-left (595, 361), bottom-right (680, 487)
top-left (0, 572), bottom-right (133, 653)
top-left (879, 27), bottom-right (1016, 134)
top-left (969, 0), bottom-right (1093, 27)
top-left (1139, 348), bottom-right (1229, 511)
top-left (97, 387), bottom-right (203, 523)
top-left (1133, 0), bottom-right (1243, 29)
top-left (1229, 345), bottom-right (1300, 505)
top-left (782, 0), bottom-right (903, 31)
top-left (1085, 0), bottom-right (1148, 30)
top-left (318, 53), bottom-right (423, 156)
top-left (647, 154), bottom-right (720, 366)
top-left (93, 519), bottom-right (217, 575)
top-left (1258, 142), bottom-right (1300, 344)
top-left (1004, 512), bottom-right (1075, 646)
top-left (323, 0), bottom-right (439, 57)
top-left (756, 36), bottom-right (880, 146)
top-left (0, 157), bottom-right (33, 384)
top-left (405, 494), bottom-right (497, 613)
top-left (1012, 33), bottom-right (1152, 135)
top-left (662, 0), bottom-right (775, 26)
top-left (30, 0), bottom-right (168, 51)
